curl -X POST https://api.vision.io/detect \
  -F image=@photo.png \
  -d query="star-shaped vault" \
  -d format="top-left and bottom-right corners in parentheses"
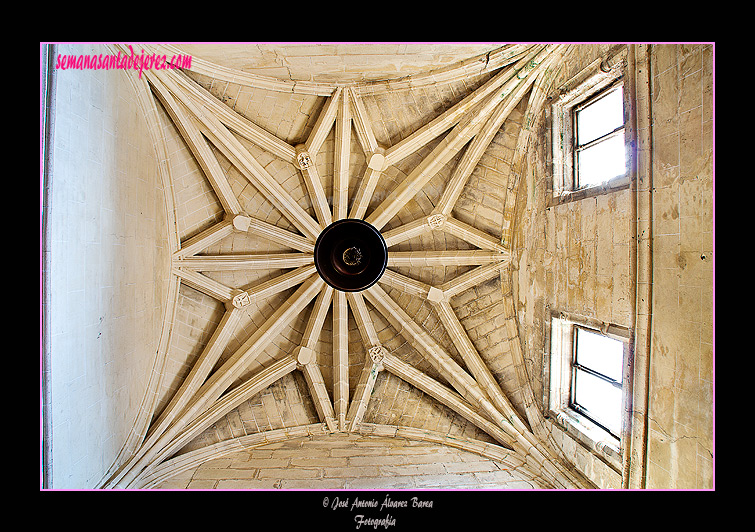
top-left (101, 43), bottom-right (592, 489)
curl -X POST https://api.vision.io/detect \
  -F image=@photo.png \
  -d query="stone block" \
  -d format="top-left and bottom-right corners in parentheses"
top-left (193, 467), bottom-right (257, 480)
top-left (215, 479), bottom-right (279, 489)
top-left (379, 463), bottom-right (446, 476)
top-left (290, 457), bottom-right (345, 468)
top-left (257, 467), bottom-right (321, 480)
top-left (413, 473), bottom-right (478, 488)
top-left (281, 478), bottom-right (347, 489)
top-left (346, 476), bottom-right (416, 489)
top-left (443, 461), bottom-right (500, 474)
top-left (185, 479), bottom-right (218, 489)
top-left (322, 466), bottom-right (381, 478)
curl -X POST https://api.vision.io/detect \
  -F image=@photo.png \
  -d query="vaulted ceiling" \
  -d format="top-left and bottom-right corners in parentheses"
top-left (89, 43), bottom-right (598, 489)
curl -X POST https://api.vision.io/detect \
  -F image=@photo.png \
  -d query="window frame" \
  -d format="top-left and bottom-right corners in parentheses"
top-left (569, 325), bottom-right (625, 439)
top-left (549, 49), bottom-right (630, 206)
top-left (546, 311), bottom-right (632, 465)
top-left (572, 82), bottom-right (627, 190)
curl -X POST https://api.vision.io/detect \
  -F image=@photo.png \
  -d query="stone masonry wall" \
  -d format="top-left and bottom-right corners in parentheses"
top-left (512, 44), bottom-right (714, 489)
top-left (45, 43), bottom-right (172, 488)
top-left (512, 44), bottom-right (628, 489)
top-left (155, 433), bottom-right (537, 489)
top-left (644, 44), bottom-right (713, 489)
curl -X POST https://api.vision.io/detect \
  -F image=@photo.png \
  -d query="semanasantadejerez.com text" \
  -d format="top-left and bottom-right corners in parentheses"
top-left (54, 45), bottom-right (192, 79)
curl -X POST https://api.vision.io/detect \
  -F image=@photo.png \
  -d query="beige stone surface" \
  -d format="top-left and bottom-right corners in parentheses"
top-left (43, 43), bottom-right (714, 491)
top-left (155, 433), bottom-right (537, 489)
top-left (643, 44), bottom-right (714, 489)
top-left (44, 43), bottom-right (172, 488)
top-left (512, 43), bottom-right (713, 489)
top-left (172, 43), bottom-right (502, 84)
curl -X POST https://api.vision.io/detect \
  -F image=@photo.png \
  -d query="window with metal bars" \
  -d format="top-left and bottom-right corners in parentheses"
top-left (572, 83), bottom-right (627, 189)
top-left (569, 326), bottom-right (624, 438)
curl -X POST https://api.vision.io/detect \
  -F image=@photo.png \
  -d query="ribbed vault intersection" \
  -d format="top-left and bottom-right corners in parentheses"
top-left (100, 43), bottom-right (593, 490)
